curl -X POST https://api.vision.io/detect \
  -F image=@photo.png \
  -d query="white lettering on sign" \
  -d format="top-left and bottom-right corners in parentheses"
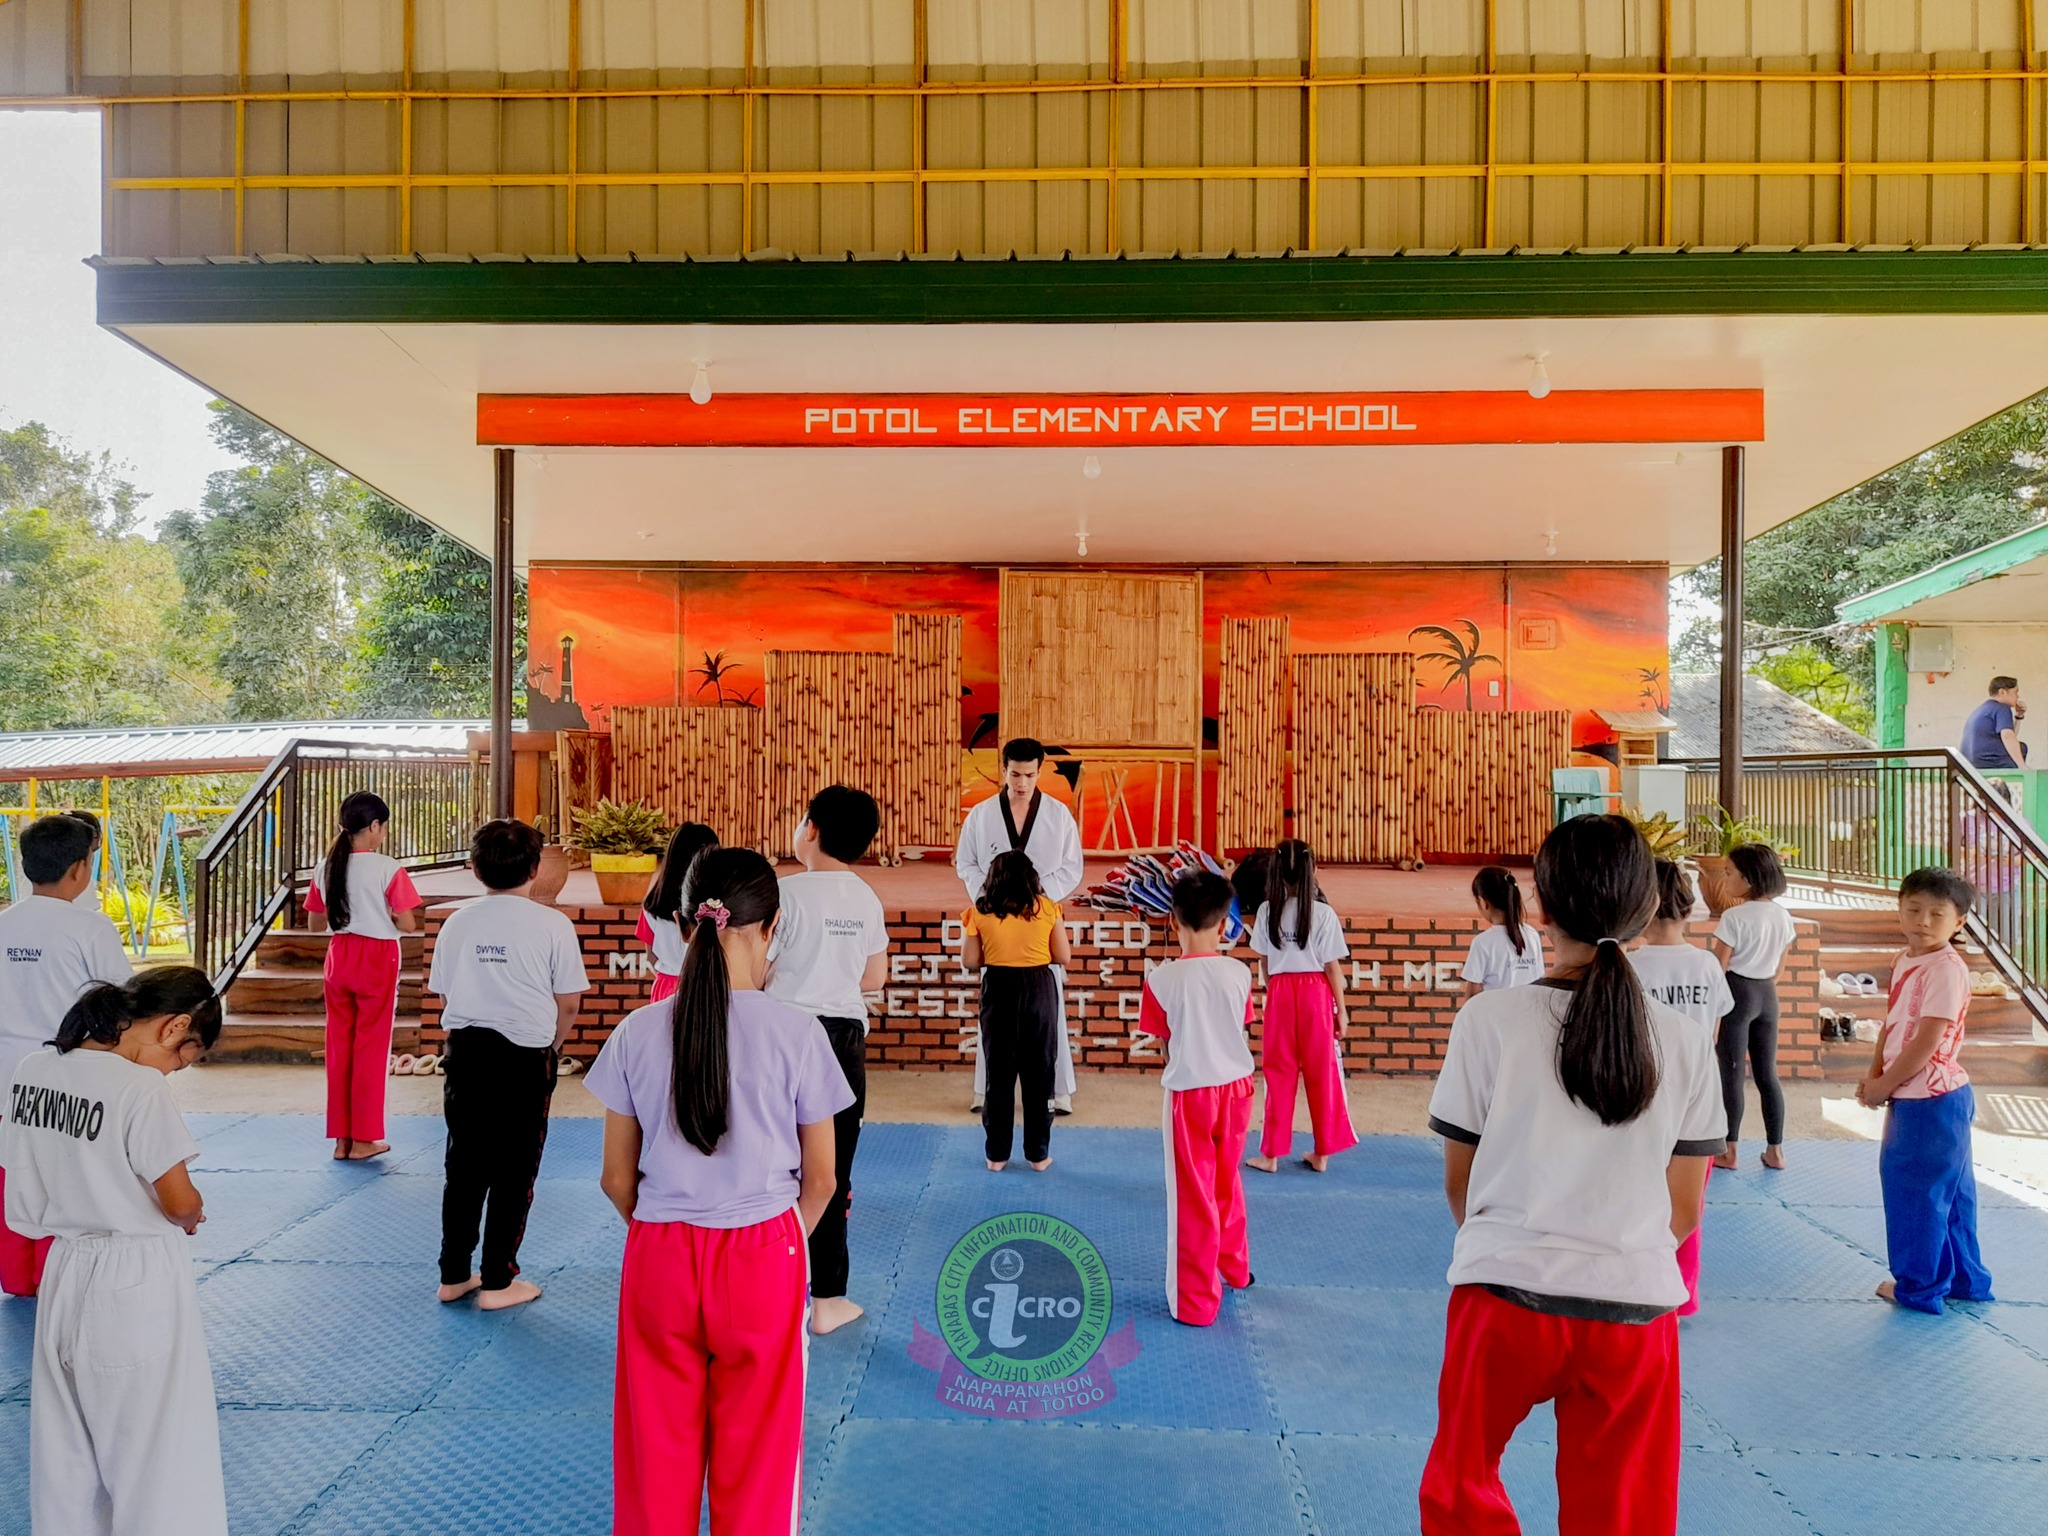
top-left (806, 406), bottom-right (939, 436)
top-left (607, 951), bottom-right (654, 979)
top-left (1249, 403), bottom-right (1417, 434)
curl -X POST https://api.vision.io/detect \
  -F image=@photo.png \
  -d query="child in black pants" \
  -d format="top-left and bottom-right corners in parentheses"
top-left (962, 852), bottom-right (1072, 1172)
top-left (765, 784), bottom-right (889, 1335)
top-left (426, 819), bottom-right (589, 1310)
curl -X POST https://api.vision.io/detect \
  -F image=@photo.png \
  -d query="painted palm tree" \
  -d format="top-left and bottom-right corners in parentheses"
top-left (691, 649), bottom-right (748, 705)
top-left (1637, 665), bottom-right (1669, 712)
top-left (1409, 621), bottom-right (1502, 712)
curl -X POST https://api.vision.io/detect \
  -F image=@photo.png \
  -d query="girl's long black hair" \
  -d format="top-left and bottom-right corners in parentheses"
top-left (1533, 814), bottom-right (1660, 1127)
top-left (1264, 839), bottom-right (1319, 949)
top-left (1651, 859), bottom-right (1697, 923)
top-left (645, 822), bottom-right (719, 923)
top-left (323, 792), bottom-right (391, 932)
top-left (976, 851), bottom-right (1044, 919)
top-left (1471, 865), bottom-right (1529, 956)
top-left (55, 967), bottom-right (223, 1053)
top-left (670, 846), bottom-right (780, 1156)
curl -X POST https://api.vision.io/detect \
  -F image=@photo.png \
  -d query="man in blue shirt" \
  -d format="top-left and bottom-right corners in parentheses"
top-left (1962, 676), bottom-right (2027, 768)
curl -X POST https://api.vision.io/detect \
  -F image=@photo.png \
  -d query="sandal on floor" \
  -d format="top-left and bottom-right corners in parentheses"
top-left (555, 1056), bottom-right (582, 1077)
top-left (391, 1054), bottom-right (417, 1076)
top-left (411, 1055), bottom-right (441, 1076)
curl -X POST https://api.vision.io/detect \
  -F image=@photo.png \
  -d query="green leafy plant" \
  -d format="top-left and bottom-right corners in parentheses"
top-left (568, 798), bottom-right (669, 856)
top-left (1623, 806), bottom-right (1689, 860)
top-left (1691, 803), bottom-right (1801, 860)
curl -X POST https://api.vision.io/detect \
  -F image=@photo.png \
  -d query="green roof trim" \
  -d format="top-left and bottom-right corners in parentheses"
top-left (1837, 521), bottom-right (2048, 625)
top-left (93, 248), bottom-right (2048, 328)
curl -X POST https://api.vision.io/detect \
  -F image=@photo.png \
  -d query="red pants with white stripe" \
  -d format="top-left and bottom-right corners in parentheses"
top-left (1257, 972), bottom-right (1359, 1160)
top-left (1165, 1078), bottom-right (1255, 1325)
top-left (324, 932), bottom-right (401, 1143)
top-left (615, 1209), bottom-right (809, 1536)
top-left (1676, 1164), bottom-right (1709, 1316)
top-left (1421, 1285), bottom-right (1681, 1536)
top-left (0, 1167), bottom-right (53, 1297)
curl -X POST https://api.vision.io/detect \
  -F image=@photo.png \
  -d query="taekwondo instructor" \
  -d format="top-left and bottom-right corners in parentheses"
top-left (956, 737), bottom-right (1083, 1115)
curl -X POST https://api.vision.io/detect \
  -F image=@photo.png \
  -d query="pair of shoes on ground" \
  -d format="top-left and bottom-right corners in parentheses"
top-left (389, 1053), bottom-right (441, 1077)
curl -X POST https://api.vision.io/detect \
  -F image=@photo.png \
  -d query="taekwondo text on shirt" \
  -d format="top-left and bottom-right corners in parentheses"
top-left (2, 1048), bottom-right (199, 1239)
top-left (427, 894), bottom-right (591, 1048)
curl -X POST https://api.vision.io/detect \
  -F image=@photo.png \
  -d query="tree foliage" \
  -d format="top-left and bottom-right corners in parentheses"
top-left (1677, 391), bottom-right (2048, 723)
top-left (351, 496), bottom-right (512, 717)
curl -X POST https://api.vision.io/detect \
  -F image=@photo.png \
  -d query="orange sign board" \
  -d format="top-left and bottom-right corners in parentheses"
top-left (478, 389), bottom-right (1763, 449)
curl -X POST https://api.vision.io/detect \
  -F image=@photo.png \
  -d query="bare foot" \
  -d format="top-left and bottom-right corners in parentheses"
top-left (478, 1279), bottom-right (543, 1311)
top-left (436, 1276), bottom-right (482, 1304)
top-left (1761, 1145), bottom-right (1787, 1170)
top-left (1875, 1280), bottom-right (1898, 1305)
top-left (1029, 1157), bottom-right (1053, 1172)
top-left (986, 1160), bottom-right (1007, 1172)
top-left (811, 1296), bottom-right (866, 1335)
top-left (1713, 1145), bottom-right (1740, 1170)
top-left (345, 1141), bottom-right (391, 1161)
top-left (1244, 1155), bottom-right (1280, 1174)
top-left (1303, 1154), bottom-right (1330, 1173)
top-left (333, 1139), bottom-right (351, 1161)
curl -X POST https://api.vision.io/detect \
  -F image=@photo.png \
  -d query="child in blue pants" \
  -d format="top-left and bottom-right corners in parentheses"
top-left (1857, 867), bottom-right (1994, 1314)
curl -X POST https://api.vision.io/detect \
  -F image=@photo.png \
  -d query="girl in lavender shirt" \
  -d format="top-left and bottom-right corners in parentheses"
top-left (589, 847), bottom-right (852, 1536)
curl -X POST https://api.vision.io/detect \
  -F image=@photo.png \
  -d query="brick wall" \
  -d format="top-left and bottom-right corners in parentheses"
top-left (421, 903), bottom-right (1824, 1080)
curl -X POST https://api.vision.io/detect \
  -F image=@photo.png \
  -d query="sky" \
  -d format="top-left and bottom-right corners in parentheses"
top-left (0, 110), bottom-right (239, 530)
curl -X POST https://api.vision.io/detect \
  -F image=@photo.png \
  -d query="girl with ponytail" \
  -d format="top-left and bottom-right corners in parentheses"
top-left (637, 821), bottom-right (719, 1004)
top-left (588, 846), bottom-right (852, 1536)
top-left (304, 791), bottom-right (422, 1161)
top-left (1247, 839), bottom-right (1358, 1174)
top-left (2, 966), bottom-right (229, 1535)
top-left (1460, 865), bottom-right (1545, 996)
top-left (1420, 815), bottom-right (1724, 1536)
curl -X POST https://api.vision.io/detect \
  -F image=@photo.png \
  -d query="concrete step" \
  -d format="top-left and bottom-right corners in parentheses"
top-left (224, 968), bottom-right (424, 1016)
top-left (253, 929), bottom-right (425, 972)
top-left (1821, 1039), bottom-right (2047, 1086)
top-left (208, 1014), bottom-right (424, 1064)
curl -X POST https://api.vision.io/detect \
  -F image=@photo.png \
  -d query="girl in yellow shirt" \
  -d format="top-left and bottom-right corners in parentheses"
top-left (962, 852), bottom-right (1073, 1171)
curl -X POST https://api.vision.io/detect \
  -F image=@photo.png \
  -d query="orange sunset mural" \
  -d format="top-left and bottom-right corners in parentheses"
top-left (527, 562), bottom-right (1668, 846)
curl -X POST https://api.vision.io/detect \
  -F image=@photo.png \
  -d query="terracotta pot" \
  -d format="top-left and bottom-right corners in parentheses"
top-left (1693, 854), bottom-right (1743, 917)
top-left (591, 852), bottom-right (658, 907)
top-left (529, 844), bottom-right (571, 906)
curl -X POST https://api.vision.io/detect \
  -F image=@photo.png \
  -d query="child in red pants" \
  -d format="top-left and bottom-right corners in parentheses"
top-left (304, 791), bottom-right (421, 1161)
top-left (1422, 816), bottom-right (1722, 1536)
top-left (590, 847), bottom-right (851, 1536)
top-left (1246, 840), bottom-right (1356, 1174)
top-left (1137, 870), bottom-right (1257, 1326)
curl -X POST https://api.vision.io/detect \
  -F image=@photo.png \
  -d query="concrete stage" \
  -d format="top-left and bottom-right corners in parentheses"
top-left (4, 1114), bottom-right (2045, 1535)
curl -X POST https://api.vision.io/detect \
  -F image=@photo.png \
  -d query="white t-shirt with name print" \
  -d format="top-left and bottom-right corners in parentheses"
top-left (1629, 944), bottom-right (1734, 1031)
top-left (767, 870), bottom-right (889, 1026)
top-left (1713, 898), bottom-right (1798, 980)
top-left (1250, 900), bottom-right (1349, 974)
top-left (304, 851), bottom-right (422, 942)
top-left (2, 1047), bottom-right (199, 1241)
top-left (0, 895), bottom-right (134, 1101)
top-left (1137, 955), bottom-right (1257, 1092)
top-left (428, 894), bottom-right (590, 1049)
top-left (1427, 981), bottom-right (1725, 1311)
top-left (1461, 924), bottom-right (1546, 991)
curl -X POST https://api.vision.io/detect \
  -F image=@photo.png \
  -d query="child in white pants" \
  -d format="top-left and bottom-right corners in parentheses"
top-left (1, 968), bottom-right (225, 1536)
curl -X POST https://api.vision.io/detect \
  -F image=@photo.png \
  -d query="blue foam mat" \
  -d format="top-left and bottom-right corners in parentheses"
top-left (2, 1118), bottom-right (2045, 1534)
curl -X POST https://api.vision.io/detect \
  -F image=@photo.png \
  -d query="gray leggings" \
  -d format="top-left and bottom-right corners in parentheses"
top-left (1717, 972), bottom-right (1784, 1146)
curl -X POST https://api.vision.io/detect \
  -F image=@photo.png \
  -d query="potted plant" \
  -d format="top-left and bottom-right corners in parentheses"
top-left (1689, 805), bottom-right (1800, 916)
top-left (571, 799), bottom-right (669, 906)
top-left (529, 813), bottom-right (571, 906)
top-left (1622, 805), bottom-right (1689, 862)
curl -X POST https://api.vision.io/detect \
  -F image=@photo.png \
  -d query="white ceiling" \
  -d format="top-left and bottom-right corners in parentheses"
top-left (117, 313), bottom-right (2048, 569)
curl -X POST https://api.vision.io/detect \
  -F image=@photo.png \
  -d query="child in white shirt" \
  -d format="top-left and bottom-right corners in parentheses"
top-left (1246, 840), bottom-right (1357, 1173)
top-left (1422, 815), bottom-right (1721, 1536)
top-left (638, 822), bottom-right (719, 1003)
top-left (1137, 870), bottom-right (1258, 1326)
top-left (1711, 843), bottom-right (1799, 1169)
top-left (3, 967), bottom-right (226, 1536)
top-left (766, 785), bottom-right (888, 1336)
top-left (1461, 865), bottom-right (1545, 995)
top-left (1630, 859), bottom-right (1733, 1316)
top-left (0, 813), bottom-right (133, 1298)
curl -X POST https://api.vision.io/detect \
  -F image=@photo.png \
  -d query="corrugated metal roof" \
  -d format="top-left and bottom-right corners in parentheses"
top-left (1666, 676), bottom-right (1869, 759)
top-left (0, 720), bottom-right (484, 780)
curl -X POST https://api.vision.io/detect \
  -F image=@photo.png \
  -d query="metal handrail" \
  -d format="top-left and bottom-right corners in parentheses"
top-left (193, 738), bottom-right (477, 995)
top-left (1674, 748), bottom-right (2048, 1036)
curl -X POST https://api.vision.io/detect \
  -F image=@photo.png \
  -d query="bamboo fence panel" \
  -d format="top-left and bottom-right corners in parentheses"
top-left (765, 650), bottom-right (899, 861)
top-left (609, 706), bottom-right (765, 850)
top-left (553, 729), bottom-right (613, 842)
top-left (999, 570), bottom-right (1202, 750)
top-left (1290, 653), bottom-right (1415, 864)
top-left (892, 613), bottom-right (964, 854)
top-left (1217, 617), bottom-right (1289, 852)
top-left (1407, 711), bottom-right (1572, 859)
